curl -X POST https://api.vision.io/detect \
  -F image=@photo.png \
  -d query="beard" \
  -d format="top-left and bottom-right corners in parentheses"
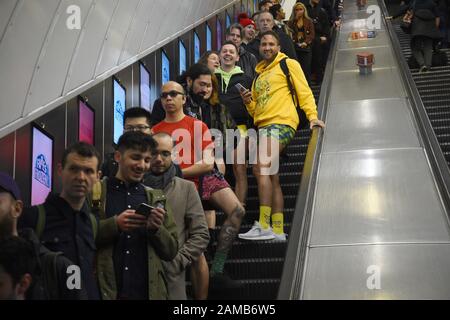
top-left (189, 89), bottom-right (206, 104)
top-left (0, 214), bottom-right (14, 239)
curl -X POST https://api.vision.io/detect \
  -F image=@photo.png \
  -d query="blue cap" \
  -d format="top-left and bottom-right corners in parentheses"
top-left (0, 172), bottom-right (21, 200)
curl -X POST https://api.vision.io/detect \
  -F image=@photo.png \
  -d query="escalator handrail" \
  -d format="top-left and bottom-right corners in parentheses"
top-left (381, 0), bottom-right (450, 221)
top-left (277, 26), bottom-right (338, 300)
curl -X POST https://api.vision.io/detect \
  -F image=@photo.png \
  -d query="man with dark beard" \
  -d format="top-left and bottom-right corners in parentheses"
top-left (151, 64), bottom-right (216, 126)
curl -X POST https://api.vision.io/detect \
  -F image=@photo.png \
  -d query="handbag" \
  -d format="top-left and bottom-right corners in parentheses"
top-left (400, 10), bottom-right (413, 34)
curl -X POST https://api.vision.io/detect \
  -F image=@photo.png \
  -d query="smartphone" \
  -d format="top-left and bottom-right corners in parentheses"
top-left (135, 203), bottom-right (155, 217)
top-left (234, 83), bottom-right (246, 92)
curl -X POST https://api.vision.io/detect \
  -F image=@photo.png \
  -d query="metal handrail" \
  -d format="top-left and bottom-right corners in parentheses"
top-left (277, 25), bottom-right (338, 300)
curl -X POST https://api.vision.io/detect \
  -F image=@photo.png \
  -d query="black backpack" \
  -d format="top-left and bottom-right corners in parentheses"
top-left (39, 251), bottom-right (63, 299)
top-left (254, 57), bottom-right (309, 130)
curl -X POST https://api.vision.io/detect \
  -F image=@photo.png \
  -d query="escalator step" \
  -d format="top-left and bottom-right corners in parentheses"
top-left (226, 257), bottom-right (285, 280)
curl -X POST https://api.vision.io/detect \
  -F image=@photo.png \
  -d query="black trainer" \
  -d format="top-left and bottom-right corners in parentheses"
top-left (209, 272), bottom-right (242, 299)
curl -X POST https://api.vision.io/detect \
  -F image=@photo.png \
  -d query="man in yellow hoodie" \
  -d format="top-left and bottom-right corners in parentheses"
top-left (238, 30), bottom-right (325, 241)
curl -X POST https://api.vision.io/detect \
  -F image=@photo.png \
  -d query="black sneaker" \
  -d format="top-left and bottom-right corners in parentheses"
top-left (209, 273), bottom-right (242, 291)
top-left (419, 65), bottom-right (429, 73)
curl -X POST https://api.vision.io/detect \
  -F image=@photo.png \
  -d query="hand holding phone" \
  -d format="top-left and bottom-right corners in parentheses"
top-left (135, 203), bottom-right (155, 218)
top-left (117, 209), bottom-right (147, 232)
top-left (235, 83), bottom-right (246, 92)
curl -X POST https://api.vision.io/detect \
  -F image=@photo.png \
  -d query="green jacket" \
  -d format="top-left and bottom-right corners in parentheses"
top-left (93, 178), bottom-right (178, 300)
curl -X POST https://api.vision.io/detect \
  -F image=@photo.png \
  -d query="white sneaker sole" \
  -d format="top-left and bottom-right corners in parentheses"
top-left (238, 233), bottom-right (276, 241)
top-left (272, 235), bottom-right (287, 241)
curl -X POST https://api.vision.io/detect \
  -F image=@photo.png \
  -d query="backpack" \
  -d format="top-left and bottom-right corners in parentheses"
top-left (89, 177), bottom-right (167, 219)
top-left (253, 57), bottom-right (309, 130)
top-left (39, 251), bottom-right (63, 299)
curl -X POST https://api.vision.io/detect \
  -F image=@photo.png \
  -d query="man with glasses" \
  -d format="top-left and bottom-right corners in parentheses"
top-left (153, 81), bottom-right (246, 297)
top-left (144, 132), bottom-right (209, 300)
top-left (101, 107), bottom-right (153, 178)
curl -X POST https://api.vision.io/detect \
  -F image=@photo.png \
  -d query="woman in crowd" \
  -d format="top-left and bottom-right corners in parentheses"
top-left (288, 2), bottom-right (315, 83)
top-left (238, 13), bottom-right (257, 49)
top-left (198, 51), bottom-right (220, 71)
top-left (307, 0), bottom-right (331, 82)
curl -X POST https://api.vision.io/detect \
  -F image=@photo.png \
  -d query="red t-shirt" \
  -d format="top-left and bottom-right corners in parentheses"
top-left (152, 116), bottom-right (213, 188)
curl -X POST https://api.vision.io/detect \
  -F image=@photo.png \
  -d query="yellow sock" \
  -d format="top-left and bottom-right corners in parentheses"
top-left (259, 206), bottom-right (271, 229)
top-left (272, 213), bottom-right (284, 235)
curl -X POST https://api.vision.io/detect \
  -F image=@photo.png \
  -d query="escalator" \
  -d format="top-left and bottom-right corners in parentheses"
top-left (393, 24), bottom-right (450, 167)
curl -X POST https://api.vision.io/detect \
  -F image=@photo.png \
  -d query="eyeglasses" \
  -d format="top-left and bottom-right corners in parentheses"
top-left (151, 150), bottom-right (172, 159)
top-left (160, 90), bottom-right (185, 99)
top-left (124, 125), bottom-right (151, 132)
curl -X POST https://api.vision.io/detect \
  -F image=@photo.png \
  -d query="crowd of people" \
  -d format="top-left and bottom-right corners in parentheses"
top-left (388, 0), bottom-right (449, 72)
top-left (239, 0), bottom-right (344, 83)
top-left (0, 0), bottom-right (330, 300)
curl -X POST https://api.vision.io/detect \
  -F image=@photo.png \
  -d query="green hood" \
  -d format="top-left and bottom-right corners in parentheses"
top-left (215, 66), bottom-right (244, 93)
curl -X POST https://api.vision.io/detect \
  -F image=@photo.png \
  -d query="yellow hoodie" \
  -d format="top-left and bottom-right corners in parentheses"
top-left (246, 52), bottom-right (318, 130)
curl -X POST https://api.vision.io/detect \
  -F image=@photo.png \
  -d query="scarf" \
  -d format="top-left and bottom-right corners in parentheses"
top-left (144, 163), bottom-right (180, 190)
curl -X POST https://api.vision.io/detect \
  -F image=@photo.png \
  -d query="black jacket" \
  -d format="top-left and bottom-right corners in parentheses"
top-left (393, 0), bottom-right (440, 18)
top-left (246, 27), bottom-right (298, 61)
top-left (215, 69), bottom-right (253, 126)
top-left (298, 0), bottom-right (341, 22)
top-left (19, 194), bottom-right (100, 300)
top-left (237, 46), bottom-right (258, 79)
top-left (307, 4), bottom-right (331, 38)
top-left (411, 8), bottom-right (442, 40)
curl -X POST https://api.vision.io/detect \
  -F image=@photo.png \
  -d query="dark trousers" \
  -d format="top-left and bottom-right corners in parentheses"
top-left (296, 47), bottom-right (312, 84)
top-left (411, 36), bottom-right (433, 68)
top-left (438, 12), bottom-right (448, 47)
top-left (311, 37), bottom-right (330, 81)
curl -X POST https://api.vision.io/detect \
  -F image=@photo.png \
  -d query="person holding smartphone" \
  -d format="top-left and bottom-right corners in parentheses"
top-left (215, 42), bottom-right (254, 208)
top-left (96, 131), bottom-right (178, 300)
top-left (239, 31), bottom-right (325, 242)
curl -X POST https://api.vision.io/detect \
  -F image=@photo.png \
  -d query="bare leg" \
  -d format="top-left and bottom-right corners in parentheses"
top-left (233, 163), bottom-right (248, 205)
top-left (270, 173), bottom-right (283, 214)
top-left (204, 210), bottom-right (216, 229)
top-left (190, 253), bottom-right (209, 299)
top-left (253, 136), bottom-right (282, 207)
top-left (208, 188), bottom-right (245, 275)
top-left (233, 137), bottom-right (248, 205)
top-left (271, 141), bottom-right (285, 214)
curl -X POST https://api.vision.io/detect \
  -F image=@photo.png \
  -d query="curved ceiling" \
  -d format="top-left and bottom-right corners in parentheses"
top-left (0, 0), bottom-right (237, 138)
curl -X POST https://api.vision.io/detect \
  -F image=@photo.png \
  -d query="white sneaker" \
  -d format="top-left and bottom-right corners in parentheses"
top-left (238, 221), bottom-right (275, 241)
top-left (272, 231), bottom-right (287, 241)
